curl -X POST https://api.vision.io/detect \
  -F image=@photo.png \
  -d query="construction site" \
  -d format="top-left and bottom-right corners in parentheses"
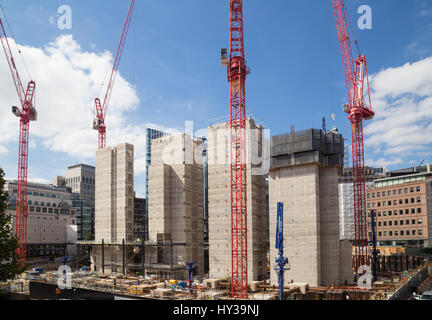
top-left (1, 0), bottom-right (432, 302)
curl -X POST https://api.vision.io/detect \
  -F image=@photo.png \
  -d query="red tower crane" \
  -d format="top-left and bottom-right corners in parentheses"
top-left (221, 0), bottom-right (249, 298)
top-left (93, 0), bottom-right (135, 149)
top-left (0, 5), bottom-right (37, 264)
top-left (331, 0), bottom-right (375, 272)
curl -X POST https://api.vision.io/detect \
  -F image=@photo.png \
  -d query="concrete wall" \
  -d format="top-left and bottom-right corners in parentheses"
top-left (148, 133), bottom-right (205, 275)
top-left (269, 130), bottom-right (352, 287)
top-left (94, 143), bottom-right (134, 243)
top-left (207, 119), bottom-right (268, 282)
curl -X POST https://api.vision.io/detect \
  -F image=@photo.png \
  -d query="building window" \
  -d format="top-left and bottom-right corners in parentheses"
top-left (383, 211), bottom-right (387, 216)
top-left (378, 212), bottom-right (382, 217)
top-left (377, 192), bottom-right (381, 197)
top-left (395, 231), bottom-right (399, 236)
top-left (410, 187), bottom-right (414, 193)
top-left (405, 199), bottom-right (409, 204)
top-left (383, 221), bottom-right (387, 226)
top-left (393, 190), bottom-right (397, 195)
top-left (394, 210), bottom-right (398, 216)
top-left (412, 219), bottom-right (416, 225)
top-left (42, 208), bottom-right (47, 213)
top-left (399, 210), bottom-right (403, 215)
top-left (389, 221), bottom-right (392, 226)
top-left (401, 231), bottom-right (404, 236)
top-left (417, 208), bottom-right (421, 213)
top-left (416, 186), bottom-right (420, 192)
top-left (399, 199), bottom-right (403, 205)
top-left (406, 220), bottom-right (410, 225)
top-left (418, 219), bottom-right (423, 224)
top-left (388, 211), bottom-right (392, 216)
top-left (378, 232), bottom-right (382, 237)
top-left (413, 230), bottom-right (416, 236)
top-left (384, 231), bottom-right (387, 236)
top-left (394, 220), bottom-right (398, 226)
top-left (367, 193), bottom-right (370, 199)
top-left (417, 197), bottom-right (421, 203)
top-left (372, 193), bottom-right (375, 198)
top-left (419, 230), bottom-right (423, 236)
top-left (404, 188), bottom-right (408, 194)
top-left (378, 222), bottom-right (382, 227)
top-left (29, 206), bottom-right (35, 212)
top-left (393, 200), bottom-right (397, 205)
top-left (411, 198), bottom-right (415, 203)
top-left (407, 230), bottom-right (410, 236)
top-left (398, 189), bottom-right (402, 194)
top-left (389, 231), bottom-right (393, 236)
top-left (405, 209), bottom-right (409, 214)
top-left (388, 201), bottom-right (391, 206)
top-left (400, 220), bottom-right (404, 225)
top-left (36, 207), bottom-right (41, 213)
top-left (382, 201), bottom-right (386, 207)
top-left (411, 208), bottom-right (415, 214)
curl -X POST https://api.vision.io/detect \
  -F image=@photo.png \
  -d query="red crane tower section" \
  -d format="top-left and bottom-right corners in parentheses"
top-left (93, 0), bottom-right (135, 149)
top-left (221, 0), bottom-right (248, 298)
top-left (331, 0), bottom-right (375, 272)
top-left (0, 6), bottom-right (37, 264)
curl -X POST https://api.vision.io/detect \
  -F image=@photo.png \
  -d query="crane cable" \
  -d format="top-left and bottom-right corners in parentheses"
top-left (0, 3), bottom-right (33, 82)
top-left (343, 1), bottom-right (362, 56)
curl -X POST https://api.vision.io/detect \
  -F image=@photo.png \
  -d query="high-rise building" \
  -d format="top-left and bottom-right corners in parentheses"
top-left (269, 129), bottom-right (352, 286)
top-left (207, 118), bottom-right (268, 282)
top-left (65, 164), bottom-right (95, 203)
top-left (147, 133), bottom-right (205, 275)
top-left (55, 164), bottom-right (96, 241)
top-left (90, 143), bottom-right (134, 273)
top-left (145, 128), bottom-right (167, 241)
top-left (134, 196), bottom-right (146, 241)
top-left (71, 193), bottom-right (93, 240)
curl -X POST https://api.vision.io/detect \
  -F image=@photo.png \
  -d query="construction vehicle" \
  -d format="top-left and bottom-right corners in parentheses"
top-left (0, 4), bottom-right (37, 264)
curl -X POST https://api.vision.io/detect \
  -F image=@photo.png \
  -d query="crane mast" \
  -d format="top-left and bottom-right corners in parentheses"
top-left (93, 0), bottom-right (135, 149)
top-left (331, 0), bottom-right (375, 272)
top-left (0, 6), bottom-right (37, 264)
top-left (221, 0), bottom-right (248, 298)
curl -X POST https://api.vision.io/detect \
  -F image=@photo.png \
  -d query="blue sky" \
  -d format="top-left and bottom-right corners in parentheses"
top-left (0, 0), bottom-right (432, 196)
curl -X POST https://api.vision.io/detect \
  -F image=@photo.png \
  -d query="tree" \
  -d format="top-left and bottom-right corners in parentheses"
top-left (0, 168), bottom-right (25, 282)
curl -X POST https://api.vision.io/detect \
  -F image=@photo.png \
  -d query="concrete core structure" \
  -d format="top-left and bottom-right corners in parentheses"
top-left (91, 143), bottom-right (134, 274)
top-left (269, 129), bottom-right (353, 287)
top-left (207, 118), bottom-right (268, 282)
top-left (147, 133), bottom-right (205, 276)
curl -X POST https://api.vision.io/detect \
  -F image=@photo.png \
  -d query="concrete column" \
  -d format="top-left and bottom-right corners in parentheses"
top-left (102, 239), bottom-right (105, 274)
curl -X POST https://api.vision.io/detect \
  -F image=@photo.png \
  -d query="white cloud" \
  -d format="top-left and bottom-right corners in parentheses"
top-left (0, 145), bottom-right (8, 155)
top-left (364, 56), bottom-right (432, 165)
top-left (0, 34), bottom-right (171, 178)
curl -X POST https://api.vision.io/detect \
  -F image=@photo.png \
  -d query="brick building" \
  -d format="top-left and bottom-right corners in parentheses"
top-left (366, 168), bottom-right (432, 248)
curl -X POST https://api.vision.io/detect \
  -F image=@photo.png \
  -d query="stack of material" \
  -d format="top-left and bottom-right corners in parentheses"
top-left (153, 288), bottom-right (173, 298)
